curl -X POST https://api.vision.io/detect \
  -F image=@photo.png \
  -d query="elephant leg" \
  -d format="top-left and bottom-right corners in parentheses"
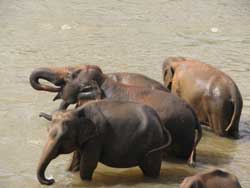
top-left (139, 151), bottom-right (162, 178)
top-left (227, 117), bottom-right (240, 139)
top-left (210, 112), bottom-right (226, 136)
top-left (165, 122), bottom-right (194, 161)
top-left (187, 146), bottom-right (196, 167)
top-left (80, 143), bottom-right (100, 180)
top-left (207, 95), bottom-right (240, 138)
top-left (206, 113), bottom-right (214, 131)
top-left (209, 100), bottom-right (235, 137)
top-left (223, 100), bottom-right (240, 139)
top-left (205, 98), bottom-right (225, 135)
top-left (67, 151), bottom-right (81, 172)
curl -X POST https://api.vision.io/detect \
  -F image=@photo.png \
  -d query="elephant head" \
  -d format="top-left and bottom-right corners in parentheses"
top-left (59, 66), bottom-right (104, 105)
top-left (180, 176), bottom-right (204, 188)
top-left (162, 56), bottom-right (186, 90)
top-left (29, 65), bottom-right (102, 101)
top-left (37, 110), bottom-right (98, 185)
top-left (180, 169), bottom-right (242, 188)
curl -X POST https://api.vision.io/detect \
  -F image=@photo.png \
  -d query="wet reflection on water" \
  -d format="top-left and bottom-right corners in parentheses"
top-left (0, 0), bottom-right (250, 187)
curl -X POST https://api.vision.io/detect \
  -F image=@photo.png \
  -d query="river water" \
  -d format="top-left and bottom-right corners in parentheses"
top-left (0, 0), bottom-right (250, 187)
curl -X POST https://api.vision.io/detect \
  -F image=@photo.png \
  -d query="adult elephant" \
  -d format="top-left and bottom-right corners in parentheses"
top-left (162, 57), bottom-right (243, 138)
top-left (180, 169), bottom-right (242, 188)
top-left (29, 65), bottom-right (168, 109)
top-left (37, 100), bottom-right (172, 185)
top-left (52, 67), bottom-right (202, 168)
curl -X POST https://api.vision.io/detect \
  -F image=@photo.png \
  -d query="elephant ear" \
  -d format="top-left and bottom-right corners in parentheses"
top-left (163, 65), bottom-right (174, 88)
top-left (63, 72), bottom-right (72, 83)
top-left (71, 69), bottom-right (82, 80)
top-left (78, 118), bottom-right (98, 146)
top-left (75, 106), bottom-right (100, 146)
top-left (63, 69), bottom-right (82, 83)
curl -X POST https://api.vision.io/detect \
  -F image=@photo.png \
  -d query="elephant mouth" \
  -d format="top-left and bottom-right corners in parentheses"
top-left (78, 81), bottom-right (102, 100)
top-left (77, 84), bottom-right (102, 100)
top-left (77, 90), bottom-right (100, 100)
top-left (80, 84), bottom-right (94, 92)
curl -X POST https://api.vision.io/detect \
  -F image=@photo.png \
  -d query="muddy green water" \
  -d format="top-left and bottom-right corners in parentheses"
top-left (0, 0), bottom-right (250, 187)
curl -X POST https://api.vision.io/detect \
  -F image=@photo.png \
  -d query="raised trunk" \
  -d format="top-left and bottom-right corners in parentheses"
top-left (37, 139), bottom-right (58, 185)
top-left (29, 67), bottom-right (65, 92)
top-left (39, 112), bottom-right (52, 121)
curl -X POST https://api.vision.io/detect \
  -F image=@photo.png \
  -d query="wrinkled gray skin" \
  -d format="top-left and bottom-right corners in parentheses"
top-left (59, 68), bottom-right (202, 169)
top-left (29, 66), bottom-right (168, 110)
top-left (162, 57), bottom-right (243, 138)
top-left (37, 100), bottom-right (171, 185)
top-left (180, 169), bottom-right (242, 188)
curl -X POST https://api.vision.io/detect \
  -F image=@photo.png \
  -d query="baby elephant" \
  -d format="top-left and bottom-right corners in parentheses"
top-left (180, 169), bottom-right (242, 188)
top-left (37, 100), bottom-right (172, 185)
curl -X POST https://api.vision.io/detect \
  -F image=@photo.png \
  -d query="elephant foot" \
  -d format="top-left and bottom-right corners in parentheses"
top-left (139, 152), bottom-right (161, 178)
top-left (228, 131), bottom-right (240, 139)
top-left (67, 151), bottom-right (81, 172)
top-left (39, 112), bottom-right (52, 121)
top-left (80, 172), bottom-right (93, 181)
top-left (187, 160), bottom-right (196, 168)
top-left (187, 150), bottom-right (196, 168)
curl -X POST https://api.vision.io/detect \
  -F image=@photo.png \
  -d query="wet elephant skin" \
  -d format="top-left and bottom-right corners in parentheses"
top-left (162, 57), bottom-right (243, 138)
top-left (37, 100), bottom-right (171, 185)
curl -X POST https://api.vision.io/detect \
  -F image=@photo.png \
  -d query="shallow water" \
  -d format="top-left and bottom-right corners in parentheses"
top-left (0, 0), bottom-right (250, 187)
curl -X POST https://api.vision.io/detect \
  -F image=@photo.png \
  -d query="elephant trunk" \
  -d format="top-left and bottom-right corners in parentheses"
top-left (39, 112), bottom-right (52, 121)
top-left (37, 139), bottom-right (58, 185)
top-left (29, 68), bottom-right (64, 92)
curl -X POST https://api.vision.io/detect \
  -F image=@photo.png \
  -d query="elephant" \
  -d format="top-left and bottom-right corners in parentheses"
top-left (29, 65), bottom-right (168, 109)
top-left (54, 67), bottom-right (202, 168)
top-left (180, 169), bottom-right (242, 188)
top-left (37, 100), bottom-right (172, 185)
top-left (162, 57), bottom-right (243, 138)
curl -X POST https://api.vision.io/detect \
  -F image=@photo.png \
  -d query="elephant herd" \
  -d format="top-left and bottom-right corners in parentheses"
top-left (30, 56), bottom-right (243, 188)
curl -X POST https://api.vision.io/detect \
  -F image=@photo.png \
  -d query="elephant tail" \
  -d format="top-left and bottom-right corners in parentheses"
top-left (145, 127), bottom-right (172, 157)
top-left (188, 109), bottom-right (202, 167)
top-left (225, 84), bottom-right (243, 132)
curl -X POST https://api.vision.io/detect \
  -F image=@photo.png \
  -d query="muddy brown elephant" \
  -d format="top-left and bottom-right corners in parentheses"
top-left (180, 169), bottom-right (242, 188)
top-left (54, 67), bottom-right (202, 167)
top-left (37, 100), bottom-right (172, 185)
top-left (29, 65), bottom-right (168, 109)
top-left (162, 57), bottom-right (243, 138)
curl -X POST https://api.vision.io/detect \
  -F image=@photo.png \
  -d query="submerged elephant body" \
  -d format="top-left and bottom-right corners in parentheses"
top-left (37, 100), bottom-right (171, 185)
top-left (180, 169), bottom-right (242, 188)
top-left (60, 68), bottom-right (202, 165)
top-left (162, 57), bottom-right (243, 138)
top-left (106, 72), bottom-right (169, 92)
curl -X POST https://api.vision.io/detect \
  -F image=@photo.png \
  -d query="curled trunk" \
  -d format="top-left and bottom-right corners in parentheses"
top-left (29, 67), bottom-right (65, 92)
